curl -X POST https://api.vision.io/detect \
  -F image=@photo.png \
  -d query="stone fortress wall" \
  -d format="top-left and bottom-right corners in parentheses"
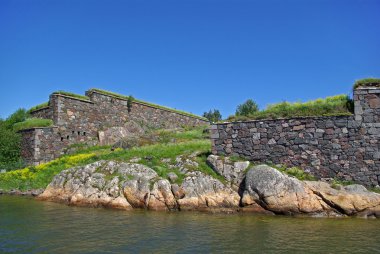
top-left (20, 89), bottom-right (209, 165)
top-left (211, 86), bottom-right (380, 186)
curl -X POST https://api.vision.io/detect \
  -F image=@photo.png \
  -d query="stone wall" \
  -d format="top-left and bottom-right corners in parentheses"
top-left (19, 127), bottom-right (64, 165)
top-left (211, 87), bottom-right (380, 186)
top-left (22, 89), bottom-right (208, 165)
top-left (29, 106), bottom-right (53, 120)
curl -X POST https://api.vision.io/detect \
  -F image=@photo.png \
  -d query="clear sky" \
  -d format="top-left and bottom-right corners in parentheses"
top-left (0, 0), bottom-right (379, 119)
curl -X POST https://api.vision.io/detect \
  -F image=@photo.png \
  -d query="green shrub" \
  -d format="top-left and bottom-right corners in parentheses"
top-left (2, 109), bottom-right (29, 129)
top-left (236, 99), bottom-right (259, 116)
top-left (203, 109), bottom-right (222, 122)
top-left (127, 95), bottom-right (134, 112)
top-left (13, 118), bottom-right (53, 132)
top-left (0, 109), bottom-right (29, 170)
top-left (353, 78), bottom-right (380, 89)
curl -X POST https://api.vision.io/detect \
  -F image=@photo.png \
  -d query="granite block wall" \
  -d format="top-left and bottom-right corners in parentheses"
top-left (211, 87), bottom-right (380, 186)
top-left (23, 89), bottom-right (209, 165)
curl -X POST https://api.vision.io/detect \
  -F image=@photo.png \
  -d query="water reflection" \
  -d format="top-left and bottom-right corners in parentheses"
top-left (1, 196), bottom-right (380, 253)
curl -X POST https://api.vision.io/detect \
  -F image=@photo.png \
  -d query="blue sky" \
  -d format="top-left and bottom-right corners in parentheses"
top-left (0, 0), bottom-right (379, 119)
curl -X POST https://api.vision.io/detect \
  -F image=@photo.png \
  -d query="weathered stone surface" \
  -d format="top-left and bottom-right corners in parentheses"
top-left (148, 179), bottom-right (177, 211)
top-left (38, 160), bottom-right (243, 212)
top-left (123, 178), bottom-right (150, 208)
top-left (305, 182), bottom-right (380, 218)
top-left (35, 157), bottom-right (380, 217)
top-left (242, 165), bottom-right (380, 217)
top-left (39, 161), bottom-right (146, 210)
top-left (242, 165), bottom-right (332, 215)
top-left (177, 171), bottom-right (240, 211)
top-left (98, 124), bottom-right (145, 146)
top-left (167, 172), bottom-right (178, 183)
top-left (206, 154), bottom-right (249, 188)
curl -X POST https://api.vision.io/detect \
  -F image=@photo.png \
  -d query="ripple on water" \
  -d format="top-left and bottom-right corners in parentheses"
top-left (1, 196), bottom-right (380, 254)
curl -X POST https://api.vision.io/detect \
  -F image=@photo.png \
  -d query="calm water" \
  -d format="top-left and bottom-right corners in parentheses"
top-left (1, 196), bottom-right (380, 254)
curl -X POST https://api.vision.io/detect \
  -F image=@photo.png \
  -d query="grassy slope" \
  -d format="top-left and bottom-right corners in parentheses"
top-left (0, 127), bottom-right (215, 191)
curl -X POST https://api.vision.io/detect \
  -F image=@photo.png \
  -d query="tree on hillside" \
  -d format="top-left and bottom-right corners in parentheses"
top-left (0, 108), bottom-right (28, 170)
top-left (235, 99), bottom-right (259, 116)
top-left (203, 109), bottom-right (222, 123)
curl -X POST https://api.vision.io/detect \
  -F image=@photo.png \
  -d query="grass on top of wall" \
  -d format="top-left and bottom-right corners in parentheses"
top-left (13, 118), bottom-right (54, 132)
top-left (353, 78), bottom-right (380, 89)
top-left (27, 102), bottom-right (49, 113)
top-left (53, 91), bottom-right (90, 101)
top-left (227, 94), bottom-right (353, 122)
top-left (89, 88), bottom-right (209, 121)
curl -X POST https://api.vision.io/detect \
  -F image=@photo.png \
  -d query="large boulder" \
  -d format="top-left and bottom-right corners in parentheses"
top-left (242, 165), bottom-right (380, 217)
top-left (305, 182), bottom-right (380, 218)
top-left (177, 171), bottom-right (240, 211)
top-left (38, 161), bottom-right (158, 210)
top-left (242, 165), bottom-right (335, 215)
top-left (148, 179), bottom-right (177, 211)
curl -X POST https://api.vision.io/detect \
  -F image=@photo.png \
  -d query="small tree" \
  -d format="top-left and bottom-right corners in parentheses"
top-left (203, 109), bottom-right (222, 122)
top-left (235, 99), bottom-right (259, 116)
top-left (0, 108), bottom-right (28, 170)
top-left (127, 95), bottom-right (134, 113)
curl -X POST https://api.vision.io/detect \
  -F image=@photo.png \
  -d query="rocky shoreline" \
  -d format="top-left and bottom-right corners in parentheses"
top-left (30, 155), bottom-right (380, 218)
top-left (0, 188), bottom-right (44, 196)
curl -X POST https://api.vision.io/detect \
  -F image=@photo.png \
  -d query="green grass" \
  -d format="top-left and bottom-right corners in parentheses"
top-left (0, 127), bottom-right (212, 191)
top-left (27, 102), bottom-right (49, 113)
top-left (227, 94), bottom-right (353, 122)
top-left (330, 179), bottom-right (356, 190)
top-left (353, 78), bottom-right (380, 89)
top-left (13, 118), bottom-right (54, 132)
top-left (269, 164), bottom-right (316, 181)
top-left (53, 91), bottom-right (90, 101)
top-left (89, 88), bottom-right (208, 121)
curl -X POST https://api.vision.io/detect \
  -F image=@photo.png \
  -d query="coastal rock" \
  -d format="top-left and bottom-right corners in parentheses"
top-left (207, 155), bottom-right (249, 188)
top-left (37, 158), bottom-right (380, 217)
top-left (123, 178), bottom-right (151, 208)
top-left (242, 164), bottom-right (380, 217)
top-left (148, 179), bottom-right (177, 211)
top-left (38, 161), bottom-right (155, 210)
top-left (177, 171), bottom-right (240, 211)
top-left (242, 165), bottom-right (331, 215)
top-left (305, 182), bottom-right (380, 218)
